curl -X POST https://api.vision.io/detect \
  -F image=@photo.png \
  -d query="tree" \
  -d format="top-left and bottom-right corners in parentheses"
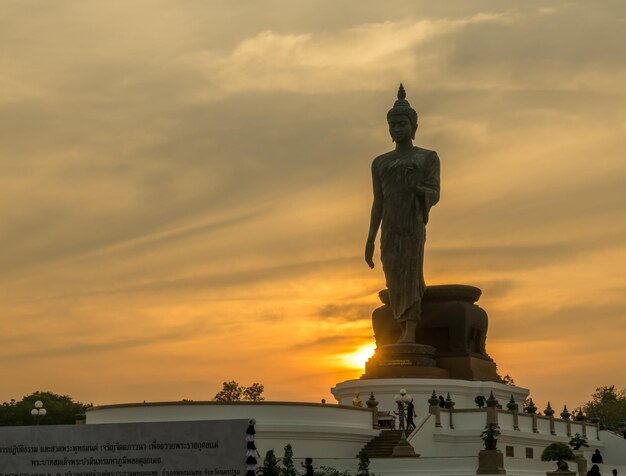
top-left (357, 450), bottom-right (372, 476)
top-left (0, 391), bottom-right (90, 426)
top-left (501, 374), bottom-right (515, 386)
top-left (214, 381), bottom-right (243, 402)
top-left (581, 385), bottom-right (626, 431)
top-left (257, 449), bottom-right (280, 476)
top-left (280, 444), bottom-right (297, 476)
top-left (495, 365), bottom-right (515, 386)
top-left (541, 442), bottom-right (575, 472)
top-left (244, 383), bottom-right (265, 402)
top-left (214, 381), bottom-right (265, 402)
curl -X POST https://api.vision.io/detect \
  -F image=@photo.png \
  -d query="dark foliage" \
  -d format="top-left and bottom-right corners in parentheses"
top-left (0, 390), bottom-right (90, 426)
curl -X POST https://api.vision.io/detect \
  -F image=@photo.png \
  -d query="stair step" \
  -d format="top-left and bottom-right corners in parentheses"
top-left (357, 430), bottom-right (408, 458)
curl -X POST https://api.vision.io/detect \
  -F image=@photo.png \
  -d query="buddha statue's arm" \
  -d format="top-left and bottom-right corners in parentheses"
top-left (414, 151), bottom-right (440, 223)
top-left (365, 161), bottom-right (383, 269)
top-left (423, 151), bottom-right (440, 207)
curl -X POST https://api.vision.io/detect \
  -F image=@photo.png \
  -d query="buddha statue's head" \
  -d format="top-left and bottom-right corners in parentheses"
top-left (387, 84), bottom-right (418, 141)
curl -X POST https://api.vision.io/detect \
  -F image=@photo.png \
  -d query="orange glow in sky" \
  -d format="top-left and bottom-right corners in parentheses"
top-left (342, 344), bottom-right (377, 370)
top-left (1, 1), bottom-right (625, 411)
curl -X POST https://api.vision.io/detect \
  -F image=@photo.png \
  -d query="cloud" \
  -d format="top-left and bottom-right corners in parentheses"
top-left (188, 13), bottom-right (515, 97)
top-left (314, 302), bottom-right (374, 322)
top-left (0, 312), bottom-right (210, 360)
top-left (428, 230), bottom-right (626, 274)
top-left (1, 1), bottom-right (625, 407)
top-left (296, 334), bottom-right (371, 351)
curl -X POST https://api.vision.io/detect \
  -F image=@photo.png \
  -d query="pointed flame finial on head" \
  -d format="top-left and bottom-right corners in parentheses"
top-left (398, 83), bottom-right (406, 100)
top-left (388, 83), bottom-right (418, 137)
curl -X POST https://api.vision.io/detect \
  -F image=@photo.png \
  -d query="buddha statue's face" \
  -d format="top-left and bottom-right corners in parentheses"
top-left (387, 114), bottom-right (415, 142)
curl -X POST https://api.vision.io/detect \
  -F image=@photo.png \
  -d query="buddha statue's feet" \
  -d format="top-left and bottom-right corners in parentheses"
top-left (396, 321), bottom-right (418, 344)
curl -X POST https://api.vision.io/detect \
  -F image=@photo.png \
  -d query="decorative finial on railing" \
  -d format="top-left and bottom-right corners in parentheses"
top-left (486, 391), bottom-right (499, 408)
top-left (428, 390), bottom-right (439, 406)
top-left (445, 393), bottom-right (455, 409)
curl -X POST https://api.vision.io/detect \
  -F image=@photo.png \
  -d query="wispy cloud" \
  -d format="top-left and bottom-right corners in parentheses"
top-left (1, 1), bottom-right (625, 407)
top-left (189, 14), bottom-right (515, 97)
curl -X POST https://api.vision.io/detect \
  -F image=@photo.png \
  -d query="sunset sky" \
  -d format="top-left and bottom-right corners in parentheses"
top-left (1, 1), bottom-right (625, 411)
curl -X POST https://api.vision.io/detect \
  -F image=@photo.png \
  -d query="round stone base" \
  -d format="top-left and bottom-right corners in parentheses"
top-left (331, 377), bottom-right (530, 415)
top-left (364, 343), bottom-right (449, 379)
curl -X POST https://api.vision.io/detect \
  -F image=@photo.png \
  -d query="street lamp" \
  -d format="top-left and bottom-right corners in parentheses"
top-left (394, 389), bottom-right (407, 431)
top-left (392, 389), bottom-right (416, 457)
top-left (31, 400), bottom-right (46, 425)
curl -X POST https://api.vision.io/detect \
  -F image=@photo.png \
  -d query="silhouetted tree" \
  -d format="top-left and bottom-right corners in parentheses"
top-left (581, 385), bottom-right (626, 430)
top-left (0, 391), bottom-right (90, 426)
top-left (357, 450), bottom-right (374, 476)
top-left (280, 444), bottom-right (297, 476)
top-left (214, 381), bottom-right (265, 402)
top-left (257, 449), bottom-right (280, 476)
top-left (501, 374), bottom-right (515, 386)
top-left (495, 365), bottom-right (515, 386)
top-left (244, 383), bottom-right (265, 402)
top-left (214, 381), bottom-right (244, 402)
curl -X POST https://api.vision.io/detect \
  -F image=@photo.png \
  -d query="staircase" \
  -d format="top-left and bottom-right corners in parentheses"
top-left (358, 430), bottom-right (405, 458)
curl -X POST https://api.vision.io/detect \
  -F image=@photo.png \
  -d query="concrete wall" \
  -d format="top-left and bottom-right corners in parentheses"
top-left (600, 430), bottom-right (626, 465)
top-left (83, 389), bottom-right (626, 476)
top-left (86, 401), bottom-right (378, 460)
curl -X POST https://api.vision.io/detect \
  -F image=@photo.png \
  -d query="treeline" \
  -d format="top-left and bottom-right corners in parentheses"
top-left (0, 390), bottom-right (90, 426)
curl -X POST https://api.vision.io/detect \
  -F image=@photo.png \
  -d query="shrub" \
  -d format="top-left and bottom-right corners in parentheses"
top-left (541, 442), bottom-right (575, 472)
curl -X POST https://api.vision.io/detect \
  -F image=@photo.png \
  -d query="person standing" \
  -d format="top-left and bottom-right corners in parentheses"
top-left (406, 398), bottom-right (417, 431)
top-left (592, 449), bottom-right (604, 464)
top-left (301, 457), bottom-right (313, 476)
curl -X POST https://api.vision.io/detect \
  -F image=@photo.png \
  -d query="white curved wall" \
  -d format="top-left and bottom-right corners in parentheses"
top-left (86, 401), bottom-right (378, 460)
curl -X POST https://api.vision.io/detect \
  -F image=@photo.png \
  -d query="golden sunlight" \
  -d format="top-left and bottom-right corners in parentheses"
top-left (341, 343), bottom-right (376, 369)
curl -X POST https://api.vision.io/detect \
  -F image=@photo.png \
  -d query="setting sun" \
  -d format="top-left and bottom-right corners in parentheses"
top-left (342, 343), bottom-right (377, 369)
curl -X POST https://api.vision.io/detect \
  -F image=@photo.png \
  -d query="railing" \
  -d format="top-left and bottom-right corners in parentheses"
top-left (425, 404), bottom-right (600, 440)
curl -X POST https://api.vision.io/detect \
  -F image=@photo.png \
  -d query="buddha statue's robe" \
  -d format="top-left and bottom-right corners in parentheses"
top-left (371, 146), bottom-right (440, 323)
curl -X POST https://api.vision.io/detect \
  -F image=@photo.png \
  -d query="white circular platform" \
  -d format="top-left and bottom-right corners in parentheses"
top-left (331, 378), bottom-right (529, 416)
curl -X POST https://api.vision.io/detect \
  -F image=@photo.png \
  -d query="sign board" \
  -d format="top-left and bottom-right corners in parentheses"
top-left (0, 419), bottom-right (250, 476)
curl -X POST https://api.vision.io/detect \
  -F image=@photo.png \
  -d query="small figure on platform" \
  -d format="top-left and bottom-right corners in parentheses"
top-left (587, 464), bottom-right (601, 476)
top-left (592, 449), bottom-right (604, 464)
top-left (406, 398), bottom-right (416, 431)
top-left (371, 289), bottom-right (400, 346)
top-left (439, 395), bottom-right (446, 408)
top-left (611, 469), bottom-right (617, 476)
top-left (301, 457), bottom-right (314, 476)
top-left (475, 395), bottom-right (486, 408)
top-left (352, 393), bottom-right (363, 407)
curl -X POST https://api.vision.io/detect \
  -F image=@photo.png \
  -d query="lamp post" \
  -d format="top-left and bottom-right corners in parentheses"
top-left (394, 389), bottom-right (407, 431)
top-left (31, 400), bottom-right (46, 425)
top-left (392, 389), bottom-right (417, 457)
